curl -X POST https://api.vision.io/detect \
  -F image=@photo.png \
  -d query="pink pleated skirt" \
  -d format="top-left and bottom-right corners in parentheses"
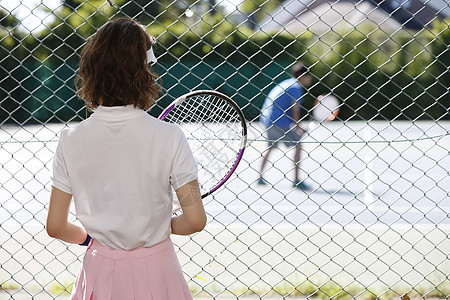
top-left (70, 238), bottom-right (193, 300)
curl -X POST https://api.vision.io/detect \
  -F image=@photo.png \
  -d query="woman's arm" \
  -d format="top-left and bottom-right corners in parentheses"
top-left (46, 186), bottom-right (87, 244)
top-left (171, 180), bottom-right (207, 235)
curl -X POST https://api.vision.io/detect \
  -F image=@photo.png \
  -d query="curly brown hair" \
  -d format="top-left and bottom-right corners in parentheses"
top-left (76, 18), bottom-right (161, 111)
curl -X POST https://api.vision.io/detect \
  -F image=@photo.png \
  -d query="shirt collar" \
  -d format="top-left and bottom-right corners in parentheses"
top-left (92, 105), bottom-right (146, 119)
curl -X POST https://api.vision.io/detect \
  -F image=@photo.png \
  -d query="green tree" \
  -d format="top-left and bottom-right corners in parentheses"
top-left (239, 0), bottom-right (284, 29)
top-left (113, 0), bottom-right (201, 25)
top-left (428, 20), bottom-right (450, 120)
top-left (0, 8), bottom-right (32, 124)
top-left (0, 10), bottom-right (20, 29)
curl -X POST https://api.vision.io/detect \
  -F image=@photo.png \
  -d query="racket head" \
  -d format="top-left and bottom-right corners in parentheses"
top-left (158, 90), bottom-right (247, 199)
top-left (312, 94), bottom-right (340, 122)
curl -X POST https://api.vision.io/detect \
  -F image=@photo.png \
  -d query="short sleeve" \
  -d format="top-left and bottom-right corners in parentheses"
top-left (51, 134), bottom-right (72, 194)
top-left (170, 126), bottom-right (198, 190)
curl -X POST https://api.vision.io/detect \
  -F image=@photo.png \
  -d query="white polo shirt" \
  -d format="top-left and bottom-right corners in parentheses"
top-left (51, 105), bottom-right (198, 250)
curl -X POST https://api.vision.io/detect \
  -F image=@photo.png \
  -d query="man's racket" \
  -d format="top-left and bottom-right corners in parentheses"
top-left (159, 90), bottom-right (247, 200)
top-left (308, 94), bottom-right (340, 130)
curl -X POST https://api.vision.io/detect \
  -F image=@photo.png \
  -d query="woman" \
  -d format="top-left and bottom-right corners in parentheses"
top-left (46, 18), bottom-right (206, 299)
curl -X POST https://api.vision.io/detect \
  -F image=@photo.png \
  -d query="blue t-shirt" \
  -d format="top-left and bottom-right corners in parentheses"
top-left (260, 78), bottom-right (305, 128)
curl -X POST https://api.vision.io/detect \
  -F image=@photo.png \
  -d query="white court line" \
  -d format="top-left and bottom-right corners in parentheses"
top-left (5, 204), bottom-right (447, 213)
top-left (205, 222), bottom-right (450, 230)
top-left (206, 204), bottom-right (450, 213)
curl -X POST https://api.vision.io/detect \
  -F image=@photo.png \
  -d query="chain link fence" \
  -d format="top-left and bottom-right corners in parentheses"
top-left (1, 0), bottom-right (449, 299)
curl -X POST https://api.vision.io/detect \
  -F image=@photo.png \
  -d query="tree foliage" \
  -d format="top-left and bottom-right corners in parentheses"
top-left (0, 2), bottom-right (448, 123)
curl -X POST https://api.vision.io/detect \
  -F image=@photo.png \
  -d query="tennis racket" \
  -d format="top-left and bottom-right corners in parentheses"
top-left (159, 90), bottom-right (247, 201)
top-left (308, 94), bottom-right (340, 130)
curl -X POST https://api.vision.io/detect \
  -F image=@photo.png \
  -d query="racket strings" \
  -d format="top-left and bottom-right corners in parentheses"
top-left (163, 94), bottom-right (244, 194)
top-left (201, 96), bottom-right (243, 159)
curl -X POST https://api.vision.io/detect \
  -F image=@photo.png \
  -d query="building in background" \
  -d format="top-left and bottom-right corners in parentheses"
top-left (258, 0), bottom-right (448, 34)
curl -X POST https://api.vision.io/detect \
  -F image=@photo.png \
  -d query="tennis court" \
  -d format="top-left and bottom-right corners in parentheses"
top-left (2, 121), bottom-right (448, 225)
top-left (1, 120), bottom-right (449, 298)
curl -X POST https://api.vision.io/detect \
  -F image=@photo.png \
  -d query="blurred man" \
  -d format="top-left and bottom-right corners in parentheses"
top-left (259, 62), bottom-right (312, 190)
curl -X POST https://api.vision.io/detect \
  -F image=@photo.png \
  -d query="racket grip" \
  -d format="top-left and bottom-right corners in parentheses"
top-left (79, 234), bottom-right (92, 246)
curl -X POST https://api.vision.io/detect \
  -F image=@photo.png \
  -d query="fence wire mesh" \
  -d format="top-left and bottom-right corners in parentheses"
top-left (1, 0), bottom-right (449, 299)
